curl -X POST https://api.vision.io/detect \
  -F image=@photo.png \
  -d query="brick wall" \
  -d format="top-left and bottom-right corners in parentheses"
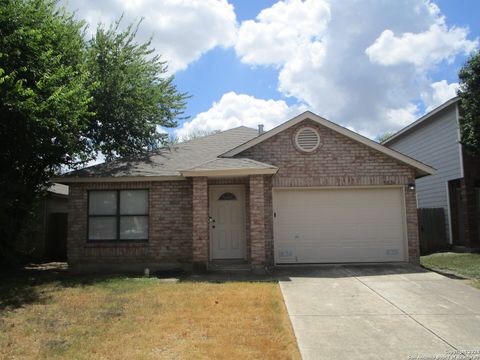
top-left (192, 177), bottom-right (209, 267)
top-left (249, 175), bottom-right (266, 266)
top-left (68, 180), bottom-right (192, 272)
top-left (237, 119), bottom-right (420, 264)
top-left (68, 118), bottom-right (423, 271)
top-left (405, 186), bottom-right (420, 263)
top-left (263, 176), bottom-right (274, 264)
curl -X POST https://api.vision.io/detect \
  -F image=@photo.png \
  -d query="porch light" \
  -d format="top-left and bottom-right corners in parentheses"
top-left (408, 182), bottom-right (416, 190)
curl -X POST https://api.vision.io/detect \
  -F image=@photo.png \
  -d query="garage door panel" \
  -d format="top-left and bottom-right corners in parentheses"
top-left (280, 245), bottom-right (403, 263)
top-left (274, 188), bottom-right (406, 263)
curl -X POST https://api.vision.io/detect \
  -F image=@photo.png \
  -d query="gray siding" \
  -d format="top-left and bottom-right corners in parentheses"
top-left (387, 104), bottom-right (462, 242)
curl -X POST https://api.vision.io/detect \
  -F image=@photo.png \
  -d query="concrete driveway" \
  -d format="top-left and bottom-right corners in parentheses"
top-left (277, 264), bottom-right (480, 360)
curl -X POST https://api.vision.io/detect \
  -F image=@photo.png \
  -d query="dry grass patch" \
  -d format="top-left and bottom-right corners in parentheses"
top-left (0, 274), bottom-right (299, 359)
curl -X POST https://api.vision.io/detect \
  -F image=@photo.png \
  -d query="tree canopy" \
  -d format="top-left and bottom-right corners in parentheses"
top-left (85, 20), bottom-right (188, 160)
top-left (375, 132), bottom-right (394, 143)
top-left (458, 50), bottom-right (480, 154)
top-left (0, 0), bottom-right (93, 262)
top-left (0, 0), bottom-right (188, 262)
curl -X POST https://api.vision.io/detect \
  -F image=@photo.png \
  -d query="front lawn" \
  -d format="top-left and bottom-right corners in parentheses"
top-left (421, 252), bottom-right (480, 289)
top-left (0, 269), bottom-right (299, 359)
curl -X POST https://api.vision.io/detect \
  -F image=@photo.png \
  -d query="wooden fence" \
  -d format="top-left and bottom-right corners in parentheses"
top-left (417, 208), bottom-right (448, 255)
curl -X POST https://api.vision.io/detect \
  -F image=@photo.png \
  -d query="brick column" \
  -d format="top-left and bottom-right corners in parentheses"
top-left (405, 185), bottom-right (420, 264)
top-left (67, 184), bottom-right (86, 270)
top-left (250, 175), bottom-right (266, 268)
top-left (192, 177), bottom-right (209, 270)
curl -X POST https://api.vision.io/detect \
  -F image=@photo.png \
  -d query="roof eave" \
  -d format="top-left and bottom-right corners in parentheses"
top-left (181, 167), bottom-right (278, 177)
top-left (51, 175), bottom-right (186, 184)
top-left (415, 168), bottom-right (436, 179)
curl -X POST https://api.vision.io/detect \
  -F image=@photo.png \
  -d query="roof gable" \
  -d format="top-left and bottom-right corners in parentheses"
top-left (383, 97), bottom-right (459, 146)
top-left (221, 111), bottom-right (435, 178)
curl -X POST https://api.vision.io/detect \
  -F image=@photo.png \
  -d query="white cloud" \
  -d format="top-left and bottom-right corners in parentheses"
top-left (64, 0), bottom-right (477, 139)
top-left (385, 103), bottom-right (419, 128)
top-left (234, 0), bottom-right (477, 136)
top-left (235, 0), bottom-right (330, 66)
top-left (175, 92), bottom-right (305, 140)
top-left (365, 24), bottom-right (477, 68)
top-left (421, 80), bottom-right (459, 111)
top-left (65, 0), bottom-right (237, 72)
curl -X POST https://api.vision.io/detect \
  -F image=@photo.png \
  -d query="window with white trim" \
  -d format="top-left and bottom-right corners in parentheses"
top-left (88, 190), bottom-right (149, 241)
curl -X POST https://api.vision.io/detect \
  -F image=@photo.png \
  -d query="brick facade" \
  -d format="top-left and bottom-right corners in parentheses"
top-left (67, 118), bottom-right (423, 272)
top-left (249, 175), bottom-right (266, 266)
top-left (67, 180), bottom-right (192, 273)
top-left (236, 119), bottom-right (420, 264)
top-left (192, 177), bottom-right (209, 268)
top-left (405, 187), bottom-right (420, 263)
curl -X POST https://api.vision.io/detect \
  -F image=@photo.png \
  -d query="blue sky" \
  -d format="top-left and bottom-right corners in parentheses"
top-left (67, 0), bottom-right (479, 139)
top-left (423, 0), bottom-right (480, 82)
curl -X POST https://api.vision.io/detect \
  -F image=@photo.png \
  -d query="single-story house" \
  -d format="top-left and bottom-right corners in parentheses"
top-left (54, 111), bottom-right (434, 273)
top-left (384, 97), bottom-right (480, 250)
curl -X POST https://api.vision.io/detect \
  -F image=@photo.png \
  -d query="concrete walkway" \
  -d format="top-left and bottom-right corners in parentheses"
top-left (277, 264), bottom-right (480, 360)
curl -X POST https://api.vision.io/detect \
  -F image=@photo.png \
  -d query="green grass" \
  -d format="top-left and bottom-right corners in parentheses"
top-left (421, 252), bottom-right (480, 289)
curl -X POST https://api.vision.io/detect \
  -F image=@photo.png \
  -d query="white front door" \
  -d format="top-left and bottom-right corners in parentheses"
top-left (209, 185), bottom-right (246, 259)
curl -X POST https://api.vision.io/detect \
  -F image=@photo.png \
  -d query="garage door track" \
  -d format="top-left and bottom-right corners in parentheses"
top-left (277, 264), bottom-right (480, 360)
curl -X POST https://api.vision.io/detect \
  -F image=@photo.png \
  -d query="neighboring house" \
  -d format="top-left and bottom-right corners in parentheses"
top-left (54, 111), bottom-right (434, 273)
top-left (384, 97), bottom-right (480, 250)
top-left (41, 184), bottom-right (69, 261)
top-left (16, 184), bottom-right (69, 261)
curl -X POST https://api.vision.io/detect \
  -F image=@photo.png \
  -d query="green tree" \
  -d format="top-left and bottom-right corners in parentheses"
top-left (85, 20), bottom-right (188, 160)
top-left (376, 132), bottom-right (394, 143)
top-left (0, 2), bottom-right (188, 263)
top-left (0, 0), bottom-right (93, 262)
top-left (458, 50), bottom-right (480, 154)
top-left (165, 129), bottom-right (222, 146)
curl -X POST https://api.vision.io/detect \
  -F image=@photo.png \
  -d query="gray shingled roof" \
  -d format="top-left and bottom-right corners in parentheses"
top-left (63, 126), bottom-right (260, 178)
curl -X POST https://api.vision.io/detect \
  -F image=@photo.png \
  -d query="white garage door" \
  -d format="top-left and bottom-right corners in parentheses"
top-left (273, 188), bottom-right (407, 263)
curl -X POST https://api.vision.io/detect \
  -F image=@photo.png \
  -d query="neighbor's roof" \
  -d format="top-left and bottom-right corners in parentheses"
top-left (221, 111), bottom-right (435, 178)
top-left (383, 97), bottom-right (459, 146)
top-left (56, 126), bottom-right (259, 182)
